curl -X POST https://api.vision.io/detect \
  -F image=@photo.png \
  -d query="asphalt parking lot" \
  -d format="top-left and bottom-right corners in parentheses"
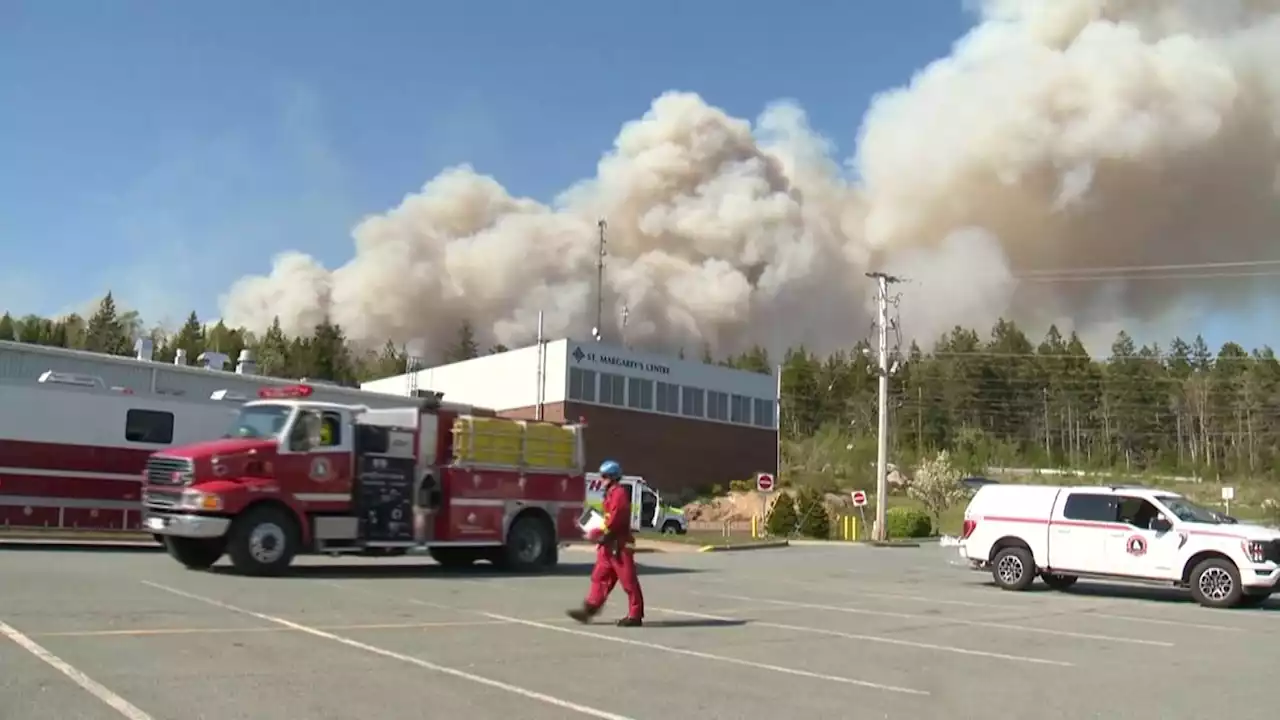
top-left (2, 542), bottom-right (1279, 720)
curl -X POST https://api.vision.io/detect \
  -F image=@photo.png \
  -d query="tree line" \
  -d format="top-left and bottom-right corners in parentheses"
top-left (5, 293), bottom-right (1278, 481)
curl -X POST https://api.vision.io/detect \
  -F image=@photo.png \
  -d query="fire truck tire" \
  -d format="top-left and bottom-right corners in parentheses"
top-left (497, 513), bottom-right (556, 573)
top-left (164, 537), bottom-right (224, 570)
top-left (227, 505), bottom-right (299, 576)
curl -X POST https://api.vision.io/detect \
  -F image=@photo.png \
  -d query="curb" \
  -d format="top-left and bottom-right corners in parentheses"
top-left (868, 540), bottom-right (922, 548)
top-left (697, 540), bottom-right (790, 553)
top-left (564, 544), bottom-right (664, 554)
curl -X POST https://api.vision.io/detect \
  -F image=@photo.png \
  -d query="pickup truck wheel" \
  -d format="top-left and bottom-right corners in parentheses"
top-left (991, 546), bottom-right (1036, 591)
top-left (227, 506), bottom-right (298, 577)
top-left (499, 514), bottom-right (555, 573)
top-left (1189, 558), bottom-right (1243, 609)
top-left (661, 521), bottom-right (682, 535)
top-left (1040, 572), bottom-right (1078, 591)
top-left (164, 537), bottom-right (225, 570)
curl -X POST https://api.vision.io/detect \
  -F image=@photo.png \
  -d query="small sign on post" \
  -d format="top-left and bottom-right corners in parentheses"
top-left (1222, 486), bottom-right (1235, 515)
top-left (851, 490), bottom-right (868, 541)
top-left (756, 473), bottom-right (775, 493)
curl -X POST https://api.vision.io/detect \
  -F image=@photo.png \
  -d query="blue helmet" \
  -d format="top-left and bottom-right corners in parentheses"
top-left (598, 460), bottom-right (623, 479)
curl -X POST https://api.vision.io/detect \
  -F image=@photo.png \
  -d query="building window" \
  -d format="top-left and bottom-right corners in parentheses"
top-left (627, 377), bottom-right (654, 410)
top-left (707, 391), bottom-right (729, 421)
top-left (753, 398), bottom-right (775, 428)
top-left (569, 367), bottom-right (597, 402)
top-left (125, 409), bottom-right (174, 444)
top-left (656, 382), bottom-right (680, 414)
top-left (681, 386), bottom-right (704, 418)
top-left (599, 373), bottom-right (626, 406)
top-left (730, 394), bottom-right (751, 424)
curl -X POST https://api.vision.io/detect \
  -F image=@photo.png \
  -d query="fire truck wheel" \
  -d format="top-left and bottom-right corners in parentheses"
top-left (498, 513), bottom-right (556, 573)
top-left (227, 505), bottom-right (299, 576)
top-left (164, 537), bottom-right (225, 570)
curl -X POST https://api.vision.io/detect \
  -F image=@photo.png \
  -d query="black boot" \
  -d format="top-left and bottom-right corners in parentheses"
top-left (615, 617), bottom-right (643, 627)
top-left (566, 604), bottom-right (598, 624)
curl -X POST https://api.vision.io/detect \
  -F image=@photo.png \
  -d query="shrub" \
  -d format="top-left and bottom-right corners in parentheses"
top-left (728, 479), bottom-right (755, 492)
top-left (907, 450), bottom-right (968, 527)
top-left (708, 483), bottom-right (725, 497)
top-left (765, 493), bottom-right (799, 537)
top-left (795, 487), bottom-right (832, 539)
top-left (885, 507), bottom-right (932, 539)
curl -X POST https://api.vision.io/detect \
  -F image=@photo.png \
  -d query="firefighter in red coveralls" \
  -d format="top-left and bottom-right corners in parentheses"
top-left (567, 459), bottom-right (645, 627)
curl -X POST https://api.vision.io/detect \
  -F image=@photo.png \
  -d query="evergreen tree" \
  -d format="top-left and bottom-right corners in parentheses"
top-left (83, 293), bottom-right (131, 355)
top-left (254, 317), bottom-right (292, 377)
top-left (0, 313), bottom-right (14, 341)
top-left (443, 320), bottom-right (480, 363)
top-left (765, 492), bottom-right (799, 537)
top-left (794, 486), bottom-right (832, 539)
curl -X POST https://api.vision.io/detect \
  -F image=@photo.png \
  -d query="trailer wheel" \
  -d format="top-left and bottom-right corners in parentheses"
top-left (164, 537), bottom-right (225, 570)
top-left (499, 513), bottom-right (555, 573)
top-left (227, 505), bottom-right (298, 577)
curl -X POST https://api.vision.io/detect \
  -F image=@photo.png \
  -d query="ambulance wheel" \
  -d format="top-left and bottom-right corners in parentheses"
top-left (227, 505), bottom-right (298, 577)
top-left (1189, 557), bottom-right (1243, 608)
top-left (991, 545), bottom-right (1036, 591)
top-left (498, 513), bottom-right (556, 573)
top-left (164, 537), bottom-right (224, 570)
top-left (1040, 572), bottom-right (1078, 591)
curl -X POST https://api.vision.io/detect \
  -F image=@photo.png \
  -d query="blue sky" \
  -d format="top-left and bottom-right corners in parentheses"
top-left (0, 1), bottom-right (1261, 351)
top-left (1, 0), bottom-right (972, 329)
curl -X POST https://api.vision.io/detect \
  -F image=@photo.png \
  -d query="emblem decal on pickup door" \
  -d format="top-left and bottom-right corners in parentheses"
top-left (1126, 535), bottom-right (1148, 557)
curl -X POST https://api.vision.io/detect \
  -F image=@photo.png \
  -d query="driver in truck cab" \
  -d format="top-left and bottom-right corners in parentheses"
top-left (568, 460), bottom-right (645, 627)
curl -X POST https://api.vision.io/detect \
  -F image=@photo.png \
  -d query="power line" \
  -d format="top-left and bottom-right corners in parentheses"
top-left (1017, 259), bottom-right (1280, 276)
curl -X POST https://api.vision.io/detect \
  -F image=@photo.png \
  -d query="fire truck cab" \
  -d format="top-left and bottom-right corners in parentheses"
top-left (142, 384), bottom-right (587, 576)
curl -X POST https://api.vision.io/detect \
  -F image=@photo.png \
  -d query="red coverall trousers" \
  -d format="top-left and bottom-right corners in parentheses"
top-left (585, 543), bottom-right (644, 620)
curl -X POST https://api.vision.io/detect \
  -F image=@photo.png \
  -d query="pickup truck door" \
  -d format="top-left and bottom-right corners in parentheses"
top-left (1049, 492), bottom-right (1119, 574)
top-left (1107, 495), bottom-right (1181, 580)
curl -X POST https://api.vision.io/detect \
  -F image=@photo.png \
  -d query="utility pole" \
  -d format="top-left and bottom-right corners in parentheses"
top-left (867, 271), bottom-right (900, 541)
top-left (594, 219), bottom-right (607, 343)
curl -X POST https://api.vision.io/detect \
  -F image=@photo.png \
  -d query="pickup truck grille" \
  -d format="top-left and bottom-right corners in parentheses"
top-left (1266, 540), bottom-right (1280, 564)
top-left (145, 456), bottom-right (194, 486)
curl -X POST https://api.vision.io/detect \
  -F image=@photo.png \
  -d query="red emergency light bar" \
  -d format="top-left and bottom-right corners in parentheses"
top-left (258, 384), bottom-right (314, 399)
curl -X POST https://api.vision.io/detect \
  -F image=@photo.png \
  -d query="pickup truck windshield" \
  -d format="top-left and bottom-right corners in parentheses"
top-left (225, 405), bottom-right (291, 439)
top-left (1159, 496), bottom-right (1224, 524)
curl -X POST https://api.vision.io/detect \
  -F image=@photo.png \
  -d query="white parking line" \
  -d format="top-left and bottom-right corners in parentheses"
top-left (0, 620), bottom-right (154, 720)
top-left (480, 611), bottom-right (929, 696)
top-left (698, 592), bottom-right (1175, 647)
top-left (649, 607), bottom-right (1072, 667)
top-left (141, 581), bottom-right (636, 720)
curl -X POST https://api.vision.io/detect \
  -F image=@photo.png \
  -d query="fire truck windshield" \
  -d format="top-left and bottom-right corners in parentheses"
top-left (225, 404), bottom-right (292, 439)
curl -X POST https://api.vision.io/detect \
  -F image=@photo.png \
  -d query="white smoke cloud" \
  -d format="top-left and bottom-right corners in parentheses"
top-left (220, 0), bottom-right (1280, 359)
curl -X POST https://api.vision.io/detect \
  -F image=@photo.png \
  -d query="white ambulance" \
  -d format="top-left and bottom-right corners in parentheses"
top-left (958, 483), bottom-right (1280, 609)
top-left (584, 474), bottom-right (688, 535)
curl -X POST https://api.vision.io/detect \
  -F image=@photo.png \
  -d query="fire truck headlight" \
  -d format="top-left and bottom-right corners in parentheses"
top-left (179, 490), bottom-right (223, 511)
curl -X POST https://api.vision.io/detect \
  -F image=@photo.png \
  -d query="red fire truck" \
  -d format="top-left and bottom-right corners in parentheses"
top-left (142, 384), bottom-right (587, 576)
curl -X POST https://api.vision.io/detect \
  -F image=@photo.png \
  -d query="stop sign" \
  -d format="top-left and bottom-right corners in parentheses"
top-left (756, 473), bottom-right (775, 492)
top-left (851, 490), bottom-right (868, 507)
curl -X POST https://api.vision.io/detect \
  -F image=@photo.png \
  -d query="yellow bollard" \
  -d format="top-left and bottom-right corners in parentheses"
top-left (839, 515), bottom-right (858, 542)
top-left (751, 515), bottom-right (759, 539)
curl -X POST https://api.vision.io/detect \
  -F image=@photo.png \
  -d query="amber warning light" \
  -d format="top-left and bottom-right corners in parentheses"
top-left (259, 384), bottom-right (314, 399)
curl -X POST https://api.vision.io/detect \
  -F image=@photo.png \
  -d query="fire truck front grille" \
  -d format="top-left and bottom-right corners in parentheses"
top-left (146, 456), bottom-right (194, 486)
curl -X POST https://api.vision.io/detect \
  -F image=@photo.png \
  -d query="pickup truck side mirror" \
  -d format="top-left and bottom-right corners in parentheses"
top-left (1150, 516), bottom-right (1173, 533)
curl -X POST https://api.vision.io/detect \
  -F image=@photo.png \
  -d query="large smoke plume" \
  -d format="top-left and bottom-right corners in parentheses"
top-left (221, 0), bottom-right (1280, 359)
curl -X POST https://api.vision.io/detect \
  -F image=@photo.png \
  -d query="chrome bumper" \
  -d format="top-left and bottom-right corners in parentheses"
top-left (144, 513), bottom-right (230, 539)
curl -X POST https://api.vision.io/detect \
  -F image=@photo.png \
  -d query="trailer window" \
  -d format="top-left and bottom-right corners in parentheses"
top-left (125, 409), bottom-right (174, 444)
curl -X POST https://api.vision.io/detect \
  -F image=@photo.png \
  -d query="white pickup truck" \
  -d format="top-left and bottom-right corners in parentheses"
top-left (958, 484), bottom-right (1280, 609)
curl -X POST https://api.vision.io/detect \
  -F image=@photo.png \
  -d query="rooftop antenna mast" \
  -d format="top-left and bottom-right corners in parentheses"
top-left (593, 219), bottom-right (606, 343)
